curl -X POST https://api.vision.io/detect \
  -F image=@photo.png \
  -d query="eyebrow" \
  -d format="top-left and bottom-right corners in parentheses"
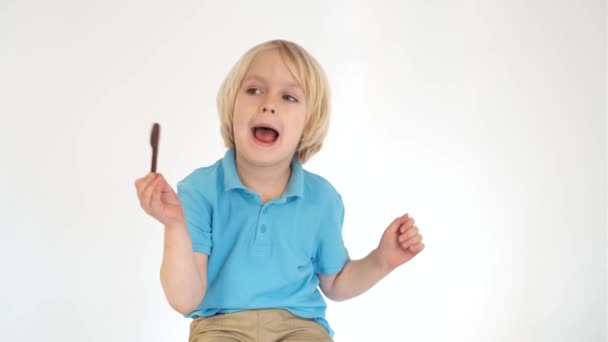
top-left (244, 74), bottom-right (303, 93)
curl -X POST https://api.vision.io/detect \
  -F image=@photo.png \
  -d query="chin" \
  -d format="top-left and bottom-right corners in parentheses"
top-left (237, 142), bottom-right (295, 168)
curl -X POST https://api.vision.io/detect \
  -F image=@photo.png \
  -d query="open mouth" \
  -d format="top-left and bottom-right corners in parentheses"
top-left (252, 125), bottom-right (279, 144)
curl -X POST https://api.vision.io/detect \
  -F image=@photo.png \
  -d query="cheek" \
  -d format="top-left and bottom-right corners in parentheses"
top-left (231, 114), bottom-right (249, 143)
top-left (233, 117), bottom-right (249, 137)
top-left (232, 100), bottom-right (249, 127)
top-left (232, 100), bottom-right (243, 119)
top-left (285, 113), bottom-right (308, 142)
top-left (233, 93), bottom-right (248, 116)
top-left (295, 111), bottom-right (309, 134)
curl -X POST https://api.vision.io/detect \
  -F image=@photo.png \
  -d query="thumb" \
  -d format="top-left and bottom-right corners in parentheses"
top-left (150, 174), bottom-right (164, 206)
top-left (387, 213), bottom-right (409, 233)
top-left (155, 174), bottom-right (180, 203)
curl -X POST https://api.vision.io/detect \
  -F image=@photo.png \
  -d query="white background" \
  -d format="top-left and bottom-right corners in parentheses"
top-left (1, 1), bottom-right (606, 341)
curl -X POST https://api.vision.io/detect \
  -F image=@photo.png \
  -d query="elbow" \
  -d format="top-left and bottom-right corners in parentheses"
top-left (168, 288), bottom-right (205, 315)
top-left (160, 268), bottom-right (207, 315)
top-left (164, 283), bottom-right (206, 315)
top-left (320, 284), bottom-right (349, 302)
top-left (170, 301), bottom-right (197, 315)
top-left (333, 295), bottom-right (350, 302)
top-left (323, 291), bottom-right (349, 302)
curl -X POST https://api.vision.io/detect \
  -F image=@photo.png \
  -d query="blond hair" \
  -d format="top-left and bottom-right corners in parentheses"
top-left (217, 39), bottom-right (330, 163)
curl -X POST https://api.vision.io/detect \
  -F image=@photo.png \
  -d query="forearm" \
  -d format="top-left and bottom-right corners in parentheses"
top-left (160, 222), bottom-right (205, 314)
top-left (326, 248), bottom-right (394, 301)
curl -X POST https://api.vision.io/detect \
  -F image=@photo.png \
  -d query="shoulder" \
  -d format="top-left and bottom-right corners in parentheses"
top-left (179, 160), bottom-right (220, 186)
top-left (300, 169), bottom-right (346, 233)
top-left (176, 158), bottom-right (223, 201)
top-left (301, 168), bottom-right (343, 207)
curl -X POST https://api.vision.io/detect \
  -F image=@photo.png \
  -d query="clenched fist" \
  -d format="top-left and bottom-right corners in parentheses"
top-left (376, 214), bottom-right (425, 270)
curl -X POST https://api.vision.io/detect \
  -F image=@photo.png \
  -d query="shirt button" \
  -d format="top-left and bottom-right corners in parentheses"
top-left (261, 225), bottom-right (267, 233)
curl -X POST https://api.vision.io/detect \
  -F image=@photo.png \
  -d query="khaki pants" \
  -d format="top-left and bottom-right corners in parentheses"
top-left (189, 309), bottom-right (334, 342)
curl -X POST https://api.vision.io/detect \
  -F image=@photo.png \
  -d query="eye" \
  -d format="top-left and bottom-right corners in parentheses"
top-left (246, 87), bottom-right (262, 95)
top-left (283, 94), bottom-right (299, 103)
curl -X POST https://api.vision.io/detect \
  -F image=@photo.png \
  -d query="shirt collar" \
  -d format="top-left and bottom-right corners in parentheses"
top-left (221, 148), bottom-right (304, 199)
top-left (284, 157), bottom-right (304, 199)
top-left (222, 148), bottom-right (246, 191)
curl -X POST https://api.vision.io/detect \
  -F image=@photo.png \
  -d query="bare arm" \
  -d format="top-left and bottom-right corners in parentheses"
top-left (319, 248), bottom-right (392, 301)
top-left (160, 222), bottom-right (207, 314)
top-left (135, 173), bottom-right (208, 314)
top-left (319, 214), bottom-right (424, 301)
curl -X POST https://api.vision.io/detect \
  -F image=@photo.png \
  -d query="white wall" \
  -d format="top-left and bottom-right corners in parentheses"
top-left (1, 1), bottom-right (605, 341)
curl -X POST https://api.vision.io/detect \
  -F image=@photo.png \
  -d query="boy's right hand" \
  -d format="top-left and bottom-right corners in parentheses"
top-left (135, 173), bottom-right (185, 226)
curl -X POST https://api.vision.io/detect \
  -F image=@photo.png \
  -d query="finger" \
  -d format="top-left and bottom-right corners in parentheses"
top-left (146, 175), bottom-right (165, 211)
top-left (401, 234), bottom-right (423, 249)
top-left (388, 214), bottom-right (410, 233)
top-left (149, 175), bottom-right (165, 212)
top-left (398, 226), bottom-right (419, 242)
top-left (162, 181), bottom-right (181, 205)
top-left (141, 174), bottom-right (162, 211)
top-left (399, 218), bottom-right (415, 233)
top-left (135, 173), bottom-right (157, 198)
top-left (408, 243), bottom-right (425, 255)
top-left (138, 173), bottom-right (158, 204)
top-left (135, 172), bottom-right (155, 188)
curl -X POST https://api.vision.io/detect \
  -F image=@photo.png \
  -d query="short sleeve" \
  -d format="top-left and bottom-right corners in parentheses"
top-left (177, 180), bottom-right (212, 255)
top-left (314, 194), bottom-right (350, 275)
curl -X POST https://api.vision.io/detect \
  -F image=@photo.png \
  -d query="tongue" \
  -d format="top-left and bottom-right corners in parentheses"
top-left (254, 127), bottom-right (278, 143)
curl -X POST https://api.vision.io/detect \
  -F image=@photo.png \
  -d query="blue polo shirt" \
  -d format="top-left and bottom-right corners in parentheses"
top-left (176, 148), bottom-right (350, 336)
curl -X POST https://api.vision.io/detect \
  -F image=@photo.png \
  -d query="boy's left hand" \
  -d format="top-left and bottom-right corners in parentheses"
top-left (376, 214), bottom-right (425, 270)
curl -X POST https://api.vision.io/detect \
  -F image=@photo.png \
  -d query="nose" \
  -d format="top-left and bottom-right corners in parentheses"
top-left (262, 106), bottom-right (276, 114)
top-left (260, 93), bottom-right (277, 114)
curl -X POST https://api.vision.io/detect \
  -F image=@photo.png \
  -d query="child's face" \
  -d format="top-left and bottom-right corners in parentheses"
top-left (232, 48), bottom-right (308, 168)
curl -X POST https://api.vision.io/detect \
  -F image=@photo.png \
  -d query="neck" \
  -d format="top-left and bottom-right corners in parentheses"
top-left (235, 153), bottom-right (292, 203)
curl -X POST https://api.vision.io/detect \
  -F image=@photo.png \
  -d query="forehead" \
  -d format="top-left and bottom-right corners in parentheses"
top-left (244, 49), bottom-right (302, 88)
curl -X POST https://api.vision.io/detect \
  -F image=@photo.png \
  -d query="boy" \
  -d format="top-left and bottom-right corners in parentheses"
top-left (135, 39), bottom-right (424, 341)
